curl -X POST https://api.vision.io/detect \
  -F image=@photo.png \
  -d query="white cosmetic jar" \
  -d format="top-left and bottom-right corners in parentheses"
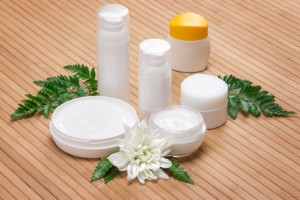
top-left (181, 74), bottom-right (228, 129)
top-left (149, 105), bottom-right (207, 157)
top-left (167, 13), bottom-right (210, 72)
top-left (50, 96), bottom-right (138, 158)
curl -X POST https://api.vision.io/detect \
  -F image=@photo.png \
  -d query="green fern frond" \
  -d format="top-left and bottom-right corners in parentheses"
top-left (91, 158), bottom-right (114, 183)
top-left (219, 75), bottom-right (295, 119)
top-left (10, 64), bottom-right (98, 120)
top-left (104, 166), bottom-right (118, 184)
top-left (167, 158), bottom-right (194, 184)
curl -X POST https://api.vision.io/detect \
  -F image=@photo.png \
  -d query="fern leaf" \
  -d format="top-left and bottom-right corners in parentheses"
top-left (219, 75), bottom-right (295, 119)
top-left (11, 65), bottom-right (98, 120)
top-left (104, 166), bottom-right (118, 184)
top-left (167, 158), bottom-right (194, 184)
top-left (91, 158), bottom-right (113, 182)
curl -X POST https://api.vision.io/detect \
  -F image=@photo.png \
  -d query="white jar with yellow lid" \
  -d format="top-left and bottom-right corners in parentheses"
top-left (168, 13), bottom-right (210, 72)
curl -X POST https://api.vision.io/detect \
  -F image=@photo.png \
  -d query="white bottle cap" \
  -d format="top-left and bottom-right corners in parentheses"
top-left (139, 39), bottom-right (171, 76)
top-left (97, 4), bottom-right (129, 35)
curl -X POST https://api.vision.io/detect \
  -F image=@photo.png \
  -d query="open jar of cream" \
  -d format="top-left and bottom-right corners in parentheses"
top-left (50, 96), bottom-right (138, 158)
top-left (149, 105), bottom-right (206, 157)
top-left (181, 74), bottom-right (228, 129)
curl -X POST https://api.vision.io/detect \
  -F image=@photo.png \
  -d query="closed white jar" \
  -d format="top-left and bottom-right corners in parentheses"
top-left (168, 12), bottom-right (210, 72)
top-left (181, 74), bottom-right (228, 129)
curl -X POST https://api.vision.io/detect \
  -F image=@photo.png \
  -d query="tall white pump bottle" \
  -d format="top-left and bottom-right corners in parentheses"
top-left (138, 39), bottom-right (172, 119)
top-left (97, 4), bottom-right (130, 102)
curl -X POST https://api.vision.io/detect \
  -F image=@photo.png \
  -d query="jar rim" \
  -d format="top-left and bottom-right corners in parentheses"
top-left (149, 105), bottom-right (205, 139)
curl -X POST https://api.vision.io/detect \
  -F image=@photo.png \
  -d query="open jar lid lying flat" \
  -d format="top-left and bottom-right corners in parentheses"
top-left (50, 96), bottom-right (138, 158)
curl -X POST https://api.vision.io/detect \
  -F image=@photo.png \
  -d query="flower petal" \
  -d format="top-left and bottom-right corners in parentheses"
top-left (159, 157), bottom-right (172, 168)
top-left (150, 148), bottom-right (161, 155)
top-left (139, 120), bottom-right (149, 132)
top-left (161, 148), bottom-right (171, 156)
top-left (138, 163), bottom-right (144, 172)
top-left (127, 162), bottom-right (138, 181)
top-left (153, 168), bottom-right (169, 180)
top-left (144, 169), bottom-right (155, 180)
top-left (137, 176), bottom-right (145, 184)
top-left (132, 163), bottom-right (139, 178)
top-left (147, 161), bottom-right (160, 171)
top-left (108, 152), bottom-right (129, 171)
top-left (137, 171), bottom-right (147, 184)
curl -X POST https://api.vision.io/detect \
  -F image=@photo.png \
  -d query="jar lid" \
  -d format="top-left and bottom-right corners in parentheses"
top-left (170, 12), bottom-right (208, 41)
top-left (51, 96), bottom-right (138, 141)
top-left (181, 74), bottom-right (228, 111)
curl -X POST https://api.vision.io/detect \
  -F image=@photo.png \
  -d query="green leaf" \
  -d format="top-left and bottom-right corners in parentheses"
top-left (104, 166), bottom-right (118, 184)
top-left (249, 104), bottom-right (261, 117)
top-left (64, 64), bottom-right (98, 95)
top-left (11, 64), bottom-right (98, 120)
top-left (10, 107), bottom-right (36, 120)
top-left (42, 104), bottom-right (51, 118)
top-left (34, 80), bottom-right (46, 87)
top-left (219, 75), bottom-right (295, 119)
top-left (227, 97), bottom-right (239, 119)
top-left (167, 158), bottom-right (194, 184)
top-left (240, 100), bottom-right (250, 113)
top-left (91, 158), bottom-right (113, 182)
top-left (90, 68), bottom-right (96, 79)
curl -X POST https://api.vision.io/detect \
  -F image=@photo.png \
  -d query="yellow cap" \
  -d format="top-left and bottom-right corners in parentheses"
top-left (170, 12), bottom-right (208, 41)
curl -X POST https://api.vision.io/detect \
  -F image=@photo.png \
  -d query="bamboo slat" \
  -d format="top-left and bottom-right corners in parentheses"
top-left (0, 0), bottom-right (299, 199)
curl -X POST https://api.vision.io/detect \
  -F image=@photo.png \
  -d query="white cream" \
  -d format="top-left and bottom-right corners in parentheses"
top-left (149, 106), bottom-right (206, 157)
top-left (53, 97), bottom-right (135, 140)
top-left (151, 107), bottom-right (200, 137)
top-left (50, 96), bottom-right (138, 158)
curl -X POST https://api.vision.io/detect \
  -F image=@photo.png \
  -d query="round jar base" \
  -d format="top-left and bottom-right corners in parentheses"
top-left (192, 103), bottom-right (227, 129)
top-left (167, 129), bottom-right (206, 157)
top-left (50, 125), bottom-right (120, 158)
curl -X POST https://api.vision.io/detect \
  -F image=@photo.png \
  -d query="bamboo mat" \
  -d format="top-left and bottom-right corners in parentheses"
top-left (0, 0), bottom-right (299, 199)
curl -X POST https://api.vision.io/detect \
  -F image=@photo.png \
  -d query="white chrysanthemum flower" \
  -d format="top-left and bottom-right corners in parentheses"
top-left (108, 121), bottom-right (172, 184)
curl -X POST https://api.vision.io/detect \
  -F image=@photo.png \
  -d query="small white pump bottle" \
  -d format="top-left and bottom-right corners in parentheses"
top-left (97, 4), bottom-right (130, 102)
top-left (138, 39), bottom-right (172, 119)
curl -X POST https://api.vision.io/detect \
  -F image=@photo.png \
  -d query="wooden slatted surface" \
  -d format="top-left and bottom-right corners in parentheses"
top-left (0, 0), bottom-right (299, 199)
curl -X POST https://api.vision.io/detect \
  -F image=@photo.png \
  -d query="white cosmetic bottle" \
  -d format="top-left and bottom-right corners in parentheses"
top-left (138, 39), bottom-right (172, 119)
top-left (97, 4), bottom-right (130, 102)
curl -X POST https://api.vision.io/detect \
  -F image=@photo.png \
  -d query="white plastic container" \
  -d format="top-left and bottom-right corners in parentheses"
top-left (168, 12), bottom-right (210, 72)
top-left (149, 105), bottom-right (207, 157)
top-left (138, 39), bottom-right (172, 119)
top-left (181, 74), bottom-right (228, 129)
top-left (50, 96), bottom-right (138, 158)
top-left (97, 4), bottom-right (130, 102)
